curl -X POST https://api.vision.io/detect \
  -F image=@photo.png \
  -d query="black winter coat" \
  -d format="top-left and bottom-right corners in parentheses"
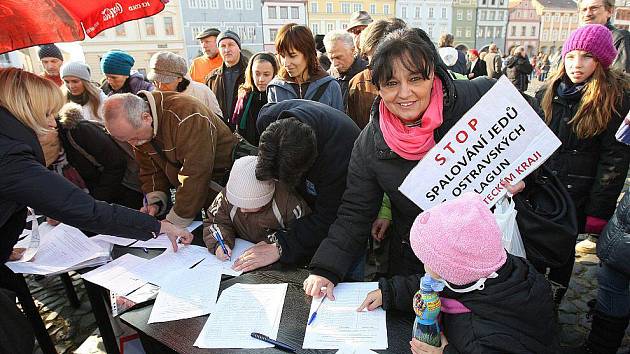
top-left (309, 73), bottom-right (495, 284)
top-left (257, 99), bottom-right (361, 265)
top-left (535, 84), bottom-right (630, 230)
top-left (598, 191), bottom-right (630, 276)
top-left (379, 255), bottom-right (558, 354)
top-left (0, 107), bottom-right (160, 264)
top-left (57, 107), bottom-right (127, 203)
top-left (608, 23), bottom-right (630, 72)
top-left (506, 55), bottom-right (532, 92)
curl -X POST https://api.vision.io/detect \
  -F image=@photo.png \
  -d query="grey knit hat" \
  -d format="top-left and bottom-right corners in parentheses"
top-left (38, 44), bottom-right (63, 61)
top-left (226, 156), bottom-right (275, 209)
top-left (61, 61), bottom-right (92, 81)
top-left (217, 30), bottom-right (241, 49)
top-left (147, 51), bottom-right (187, 84)
top-left (348, 11), bottom-right (373, 31)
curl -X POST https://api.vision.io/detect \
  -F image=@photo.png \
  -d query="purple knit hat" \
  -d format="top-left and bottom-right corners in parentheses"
top-left (410, 193), bottom-right (507, 286)
top-left (562, 24), bottom-right (617, 69)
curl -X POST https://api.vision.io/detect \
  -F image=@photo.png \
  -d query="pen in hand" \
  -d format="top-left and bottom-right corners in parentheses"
top-left (307, 296), bottom-right (326, 325)
top-left (211, 224), bottom-right (230, 261)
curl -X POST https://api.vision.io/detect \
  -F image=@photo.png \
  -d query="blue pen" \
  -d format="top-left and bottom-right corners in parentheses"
top-left (307, 296), bottom-right (326, 325)
top-left (210, 224), bottom-right (230, 261)
top-left (143, 193), bottom-right (148, 208)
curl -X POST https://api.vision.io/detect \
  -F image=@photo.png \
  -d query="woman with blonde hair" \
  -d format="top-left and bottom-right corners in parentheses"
top-left (61, 61), bottom-right (107, 121)
top-left (231, 52), bottom-right (278, 145)
top-left (535, 24), bottom-right (630, 305)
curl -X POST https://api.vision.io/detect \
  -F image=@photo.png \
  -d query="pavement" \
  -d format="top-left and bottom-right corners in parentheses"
top-left (23, 77), bottom-right (630, 353)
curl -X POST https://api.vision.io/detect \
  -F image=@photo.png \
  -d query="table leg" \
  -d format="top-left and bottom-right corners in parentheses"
top-left (83, 281), bottom-right (120, 354)
top-left (15, 275), bottom-right (57, 354)
top-left (59, 273), bottom-right (80, 308)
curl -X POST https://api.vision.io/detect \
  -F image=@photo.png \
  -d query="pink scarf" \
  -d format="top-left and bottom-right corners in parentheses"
top-left (379, 78), bottom-right (444, 160)
top-left (440, 297), bottom-right (471, 314)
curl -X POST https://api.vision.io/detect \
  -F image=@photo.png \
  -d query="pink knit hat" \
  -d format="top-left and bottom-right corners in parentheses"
top-left (410, 193), bottom-right (507, 286)
top-left (562, 24), bottom-right (617, 69)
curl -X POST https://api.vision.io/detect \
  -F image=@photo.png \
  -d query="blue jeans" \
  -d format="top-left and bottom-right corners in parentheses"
top-left (597, 262), bottom-right (630, 317)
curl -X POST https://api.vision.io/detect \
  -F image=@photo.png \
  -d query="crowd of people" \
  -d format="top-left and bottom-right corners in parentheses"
top-left (1, 0), bottom-right (630, 352)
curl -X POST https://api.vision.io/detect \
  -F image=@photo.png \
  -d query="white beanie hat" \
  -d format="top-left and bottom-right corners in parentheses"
top-left (61, 61), bottom-right (92, 81)
top-left (438, 47), bottom-right (459, 67)
top-left (226, 156), bottom-right (275, 209)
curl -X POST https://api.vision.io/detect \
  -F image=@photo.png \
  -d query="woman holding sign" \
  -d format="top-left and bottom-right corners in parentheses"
top-left (304, 28), bottom-right (524, 299)
top-left (535, 24), bottom-right (630, 311)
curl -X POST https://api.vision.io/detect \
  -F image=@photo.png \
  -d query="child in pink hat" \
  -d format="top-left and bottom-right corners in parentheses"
top-left (358, 193), bottom-right (557, 353)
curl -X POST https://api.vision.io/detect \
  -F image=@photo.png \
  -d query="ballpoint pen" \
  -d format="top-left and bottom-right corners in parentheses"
top-left (307, 296), bottom-right (326, 325)
top-left (250, 332), bottom-right (296, 353)
top-left (210, 224), bottom-right (230, 261)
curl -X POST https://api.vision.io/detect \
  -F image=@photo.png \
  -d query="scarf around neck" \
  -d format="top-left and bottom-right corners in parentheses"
top-left (556, 76), bottom-right (588, 100)
top-left (379, 78), bottom-right (444, 160)
top-left (67, 91), bottom-right (90, 106)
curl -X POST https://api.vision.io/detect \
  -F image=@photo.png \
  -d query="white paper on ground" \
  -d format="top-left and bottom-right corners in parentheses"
top-left (147, 264), bottom-right (222, 323)
top-left (128, 245), bottom-right (209, 286)
top-left (303, 282), bottom-right (388, 350)
top-left (194, 283), bottom-right (288, 349)
top-left (82, 254), bottom-right (148, 295)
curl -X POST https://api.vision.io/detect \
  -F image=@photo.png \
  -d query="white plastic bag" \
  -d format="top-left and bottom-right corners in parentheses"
top-left (493, 196), bottom-right (526, 258)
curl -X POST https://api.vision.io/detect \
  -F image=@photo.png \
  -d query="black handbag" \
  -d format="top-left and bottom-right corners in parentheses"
top-left (513, 166), bottom-right (578, 269)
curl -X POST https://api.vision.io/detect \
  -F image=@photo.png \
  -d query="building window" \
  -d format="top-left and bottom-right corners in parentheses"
top-left (552, 29), bottom-right (558, 40)
top-left (543, 29), bottom-right (548, 40)
top-left (457, 10), bottom-right (463, 20)
top-left (280, 6), bottom-right (288, 18)
top-left (401, 6), bottom-right (407, 18)
top-left (511, 25), bottom-right (516, 36)
top-left (530, 26), bottom-right (536, 36)
top-left (270, 28), bottom-right (278, 41)
top-left (482, 0), bottom-right (487, 5)
top-left (456, 28), bottom-right (462, 37)
top-left (327, 22), bottom-right (334, 32)
top-left (312, 23), bottom-right (319, 34)
top-left (234, 0), bottom-right (242, 9)
top-left (245, 0), bottom-right (252, 9)
top-left (115, 24), bottom-right (126, 37)
top-left (188, 0), bottom-right (199, 8)
top-left (442, 8), bottom-right (447, 18)
top-left (199, 0), bottom-right (209, 7)
top-left (145, 18), bottom-right (155, 36)
top-left (370, 4), bottom-right (376, 13)
top-left (269, 6), bottom-right (277, 18)
top-left (521, 26), bottom-right (526, 36)
top-left (488, 10), bottom-right (494, 20)
top-left (477, 27), bottom-right (483, 37)
top-left (353, 3), bottom-right (361, 12)
top-left (415, 7), bottom-right (421, 18)
top-left (491, 0), bottom-right (495, 5)
top-left (342, 2), bottom-right (351, 14)
top-left (497, 10), bottom-right (504, 20)
top-left (429, 7), bottom-right (434, 18)
top-left (342, 23), bottom-right (348, 29)
top-left (164, 17), bottom-right (174, 35)
top-left (326, 3), bottom-right (333, 13)
top-left (496, 27), bottom-right (502, 38)
top-left (311, 2), bottom-right (318, 13)
top-left (562, 29), bottom-right (568, 39)
top-left (384, 4), bottom-right (390, 15)
top-left (479, 10), bottom-right (485, 21)
top-left (486, 27), bottom-right (492, 38)
top-left (210, 0), bottom-right (219, 8)
top-left (225, 0), bottom-right (233, 9)
top-left (466, 29), bottom-right (472, 37)
top-left (291, 6), bottom-right (299, 18)
top-left (428, 24), bottom-right (434, 38)
top-left (467, 10), bottom-right (473, 20)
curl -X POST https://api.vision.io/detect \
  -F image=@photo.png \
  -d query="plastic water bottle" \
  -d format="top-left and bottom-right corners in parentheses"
top-left (412, 274), bottom-right (444, 347)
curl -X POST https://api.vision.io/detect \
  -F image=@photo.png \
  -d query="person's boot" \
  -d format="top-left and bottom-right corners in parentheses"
top-left (562, 310), bottom-right (630, 354)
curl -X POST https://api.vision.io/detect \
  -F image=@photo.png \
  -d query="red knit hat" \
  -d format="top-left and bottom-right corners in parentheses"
top-left (562, 24), bottom-right (617, 69)
top-left (468, 49), bottom-right (480, 58)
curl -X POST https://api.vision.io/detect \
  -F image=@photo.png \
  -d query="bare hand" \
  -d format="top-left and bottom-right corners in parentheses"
top-left (140, 204), bottom-right (159, 216)
top-left (215, 244), bottom-right (232, 261)
top-left (46, 217), bottom-right (60, 226)
top-left (159, 220), bottom-right (193, 252)
top-left (371, 218), bottom-right (391, 241)
top-left (232, 241), bottom-right (279, 272)
top-left (410, 334), bottom-right (448, 354)
top-left (357, 289), bottom-right (382, 311)
top-left (9, 248), bottom-right (26, 261)
top-left (303, 274), bottom-right (335, 300)
top-left (503, 180), bottom-right (526, 196)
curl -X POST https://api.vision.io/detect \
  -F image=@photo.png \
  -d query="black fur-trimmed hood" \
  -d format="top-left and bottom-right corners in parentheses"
top-left (57, 103), bottom-right (85, 130)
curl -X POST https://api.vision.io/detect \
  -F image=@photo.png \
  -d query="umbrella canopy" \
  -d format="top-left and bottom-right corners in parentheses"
top-left (0, 0), bottom-right (167, 54)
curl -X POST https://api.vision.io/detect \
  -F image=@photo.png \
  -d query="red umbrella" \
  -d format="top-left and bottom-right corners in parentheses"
top-left (0, 0), bottom-right (167, 54)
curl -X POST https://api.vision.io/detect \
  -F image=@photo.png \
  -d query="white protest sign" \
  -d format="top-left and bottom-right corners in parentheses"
top-left (399, 76), bottom-right (562, 209)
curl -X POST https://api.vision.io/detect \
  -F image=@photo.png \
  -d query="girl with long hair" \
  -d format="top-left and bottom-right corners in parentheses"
top-left (61, 61), bottom-right (107, 121)
top-left (231, 52), bottom-right (278, 145)
top-left (267, 23), bottom-right (344, 111)
top-left (536, 24), bottom-right (630, 305)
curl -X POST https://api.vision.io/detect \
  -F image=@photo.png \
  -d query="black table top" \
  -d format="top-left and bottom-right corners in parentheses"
top-left (120, 269), bottom-right (415, 354)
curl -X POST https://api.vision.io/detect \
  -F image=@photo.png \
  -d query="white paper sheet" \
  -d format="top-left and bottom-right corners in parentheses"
top-left (92, 221), bottom-right (204, 249)
top-left (336, 343), bottom-right (379, 354)
top-left (148, 263), bottom-right (222, 323)
top-left (13, 212), bottom-right (42, 262)
top-left (6, 224), bottom-right (111, 275)
top-left (89, 234), bottom-right (137, 247)
top-left (82, 254), bottom-right (148, 295)
top-left (129, 245), bottom-right (209, 286)
top-left (303, 282), bottom-right (388, 350)
top-left (199, 238), bottom-right (255, 276)
top-left (194, 283), bottom-right (288, 349)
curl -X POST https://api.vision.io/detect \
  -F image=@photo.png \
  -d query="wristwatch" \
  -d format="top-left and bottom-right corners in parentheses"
top-left (267, 231), bottom-right (283, 256)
